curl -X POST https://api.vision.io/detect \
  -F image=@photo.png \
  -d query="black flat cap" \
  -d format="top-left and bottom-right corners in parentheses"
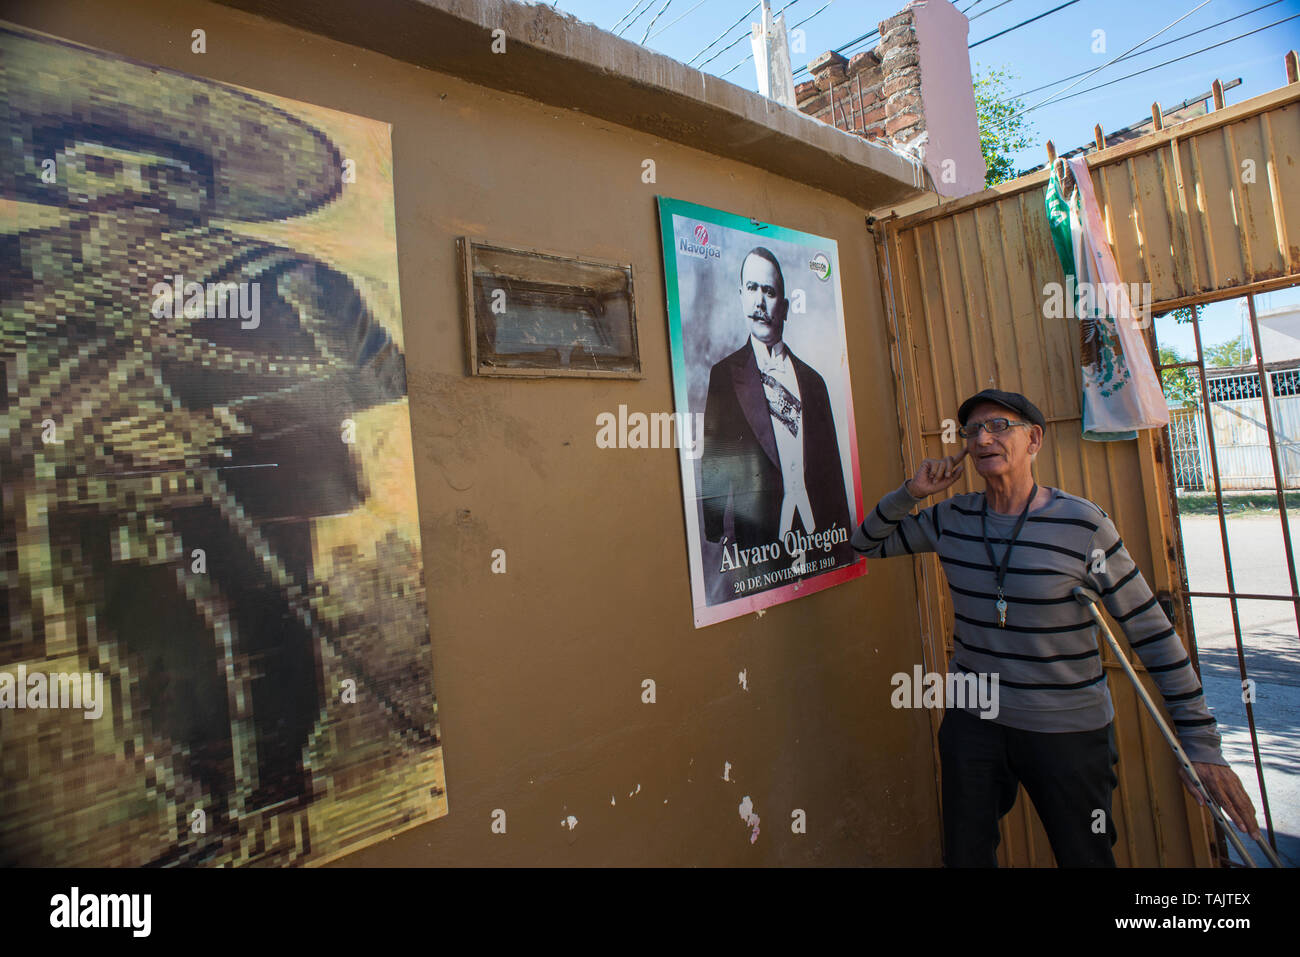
top-left (957, 389), bottom-right (1046, 429)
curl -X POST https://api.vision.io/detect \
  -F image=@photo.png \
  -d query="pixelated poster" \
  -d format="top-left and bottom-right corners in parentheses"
top-left (657, 197), bottom-right (866, 628)
top-left (0, 23), bottom-right (447, 866)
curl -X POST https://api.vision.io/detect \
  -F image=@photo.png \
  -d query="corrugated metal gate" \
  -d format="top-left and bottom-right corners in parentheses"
top-left (875, 75), bottom-right (1300, 866)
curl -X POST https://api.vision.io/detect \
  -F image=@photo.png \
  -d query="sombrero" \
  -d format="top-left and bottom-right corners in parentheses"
top-left (0, 23), bottom-right (342, 222)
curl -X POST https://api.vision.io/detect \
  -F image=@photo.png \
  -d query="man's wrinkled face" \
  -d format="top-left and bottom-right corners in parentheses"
top-left (965, 401), bottom-right (1042, 480)
top-left (740, 253), bottom-right (787, 346)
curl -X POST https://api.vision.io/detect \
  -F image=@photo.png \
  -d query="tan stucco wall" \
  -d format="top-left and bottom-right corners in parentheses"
top-left (8, 0), bottom-right (942, 865)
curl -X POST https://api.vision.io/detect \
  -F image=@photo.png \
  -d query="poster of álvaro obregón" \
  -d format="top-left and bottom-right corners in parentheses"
top-left (656, 198), bottom-right (866, 628)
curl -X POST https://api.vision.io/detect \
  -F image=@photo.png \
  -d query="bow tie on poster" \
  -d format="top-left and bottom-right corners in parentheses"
top-left (760, 372), bottom-right (801, 437)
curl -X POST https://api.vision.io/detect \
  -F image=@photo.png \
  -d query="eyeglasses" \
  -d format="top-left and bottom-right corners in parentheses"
top-left (958, 417), bottom-right (1032, 439)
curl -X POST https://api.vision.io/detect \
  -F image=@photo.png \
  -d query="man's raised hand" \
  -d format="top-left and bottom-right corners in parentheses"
top-left (906, 447), bottom-right (968, 498)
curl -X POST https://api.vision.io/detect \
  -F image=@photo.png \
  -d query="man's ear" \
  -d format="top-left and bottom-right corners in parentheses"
top-left (1028, 424), bottom-right (1044, 454)
top-left (776, 296), bottom-right (790, 321)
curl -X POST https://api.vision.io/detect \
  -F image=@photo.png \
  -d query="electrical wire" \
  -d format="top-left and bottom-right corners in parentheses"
top-left (640, 0), bottom-right (676, 43)
top-left (792, 9), bottom-right (868, 79)
top-left (1021, 13), bottom-right (1300, 110)
top-left (650, 0), bottom-right (710, 39)
top-left (981, 11), bottom-right (1300, 135)
top-left (989, 1), bottom-right (1211, 122)
top-left (698, 0), bottom-right (803, 70)
top-left (610, 0), bottom-right (654, 34)
top-left (688, 3), bottom-right (760, 65)
top-left (788, 0), bottom-right (1003, 80)
top-left (716, 0), bottom-right (822, 79)
top-left (617, 0), bottom-right (659, 37)
top-left (1001, 0), bottom-right (1285, 101)
top-left (969, 0), bottom-right (1084, 49)
top-left (970, 0), bottom-right (1019, 22)
top-left (789, 0), bottom-right (833, 31)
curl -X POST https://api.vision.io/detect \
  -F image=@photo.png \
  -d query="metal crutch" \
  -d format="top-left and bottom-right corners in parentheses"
top-left (1072, 586), bottom-right (1283, 868)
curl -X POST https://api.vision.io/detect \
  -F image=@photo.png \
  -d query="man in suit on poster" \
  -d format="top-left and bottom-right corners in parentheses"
top-left (701, 246), bottom-right (853, 566)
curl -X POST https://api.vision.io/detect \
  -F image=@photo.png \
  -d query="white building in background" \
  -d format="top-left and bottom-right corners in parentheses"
top-left (1169, 296), bottom-right (1300, 492)
top-left (1256, 302), bottom-right (1300, 362)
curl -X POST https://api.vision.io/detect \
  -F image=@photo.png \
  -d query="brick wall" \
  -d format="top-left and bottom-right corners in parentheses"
top-left (796, 7), bottom-right (925, 149)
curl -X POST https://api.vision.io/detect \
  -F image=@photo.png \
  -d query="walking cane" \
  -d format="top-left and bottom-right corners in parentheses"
top-left (1072, 586), bottom-right (1283, 868)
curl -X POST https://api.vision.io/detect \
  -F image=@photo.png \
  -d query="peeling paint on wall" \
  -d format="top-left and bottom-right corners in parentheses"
top-left (738, 796), bottom-right (760, 844)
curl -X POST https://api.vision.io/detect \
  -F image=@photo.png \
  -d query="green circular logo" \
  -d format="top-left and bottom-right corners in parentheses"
top-left (809, 253), bottom-right (831, 282)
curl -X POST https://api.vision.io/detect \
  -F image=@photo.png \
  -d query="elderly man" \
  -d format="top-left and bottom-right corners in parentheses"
top-left (852, 388), bottom-right (1259, 867)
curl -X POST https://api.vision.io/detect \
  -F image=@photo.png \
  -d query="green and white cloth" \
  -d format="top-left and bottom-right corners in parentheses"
top-left (1045, 156), bottom-right (1169, 440)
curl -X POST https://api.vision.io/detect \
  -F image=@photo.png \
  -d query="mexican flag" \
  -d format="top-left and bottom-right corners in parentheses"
top-left (1045, 156), bottom-right (1169, 440)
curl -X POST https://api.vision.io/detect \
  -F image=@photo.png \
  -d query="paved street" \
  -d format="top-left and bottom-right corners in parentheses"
top-left (1177, 513), bottom-right (1300, 866)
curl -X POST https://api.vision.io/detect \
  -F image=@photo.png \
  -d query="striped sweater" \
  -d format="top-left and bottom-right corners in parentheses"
top-left (853, 482), bottom-right (1227, 765)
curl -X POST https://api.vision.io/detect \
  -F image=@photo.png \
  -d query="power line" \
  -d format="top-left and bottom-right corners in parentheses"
top-left (640, 0), bottom-right (675, 43)
top-left (788, 0), bottom-right (1025, 81)
top-left (650, 0), bottom-right (709, 40)
top-left (617, 0), bottom-right (659, 37)
top-left (969, 0), bottom-right (1084, 49)
top-left (788, 0), bottom-right (1031, 81)
top-left (981, 12), bottom-right (1300, 136)
top-left (1002, 0), bottom-right (1285, 101)
top-left (992, 1), bottom-right (1212, 123)
top-left (610, 0), bottom-right (653, 35)
top-left (688, 3), bottom-right (760, 66)
top-left (793, 9), bottom-right (869, 79)
top-left (969, 0), bottom-right (1019, 22)
top-left (835, 34), bottom-right (879, 61)
top-left (698, 0), bottom-right (803, 71)
top-left (716, 0), bottom-right (823, 80)
top-left (789, 0), bottom-right (833, 32)
top-left (1025, 13), bottom-right (1300, 110)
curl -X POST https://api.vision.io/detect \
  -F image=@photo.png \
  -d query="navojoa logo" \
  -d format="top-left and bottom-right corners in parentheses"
top-left (809, 252), bottom-right (832, 281)
top-left (679, 222), bottom-right (721, 260)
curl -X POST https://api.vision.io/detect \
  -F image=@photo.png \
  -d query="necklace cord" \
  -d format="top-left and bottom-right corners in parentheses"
top-left (981, 483), bottom-right (1039, 596)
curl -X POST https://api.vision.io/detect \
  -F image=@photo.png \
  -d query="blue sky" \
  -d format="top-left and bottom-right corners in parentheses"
top-left (546, 0), bottom-right (1300, 172)
top-left (546, 0), bottom-right (1300, 359)
top-left (1156, 288), bottom-right (1300, 365)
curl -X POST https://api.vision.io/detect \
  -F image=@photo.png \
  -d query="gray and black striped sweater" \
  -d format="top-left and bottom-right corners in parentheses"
top-left (852, 482), bottom-right (1227, 765)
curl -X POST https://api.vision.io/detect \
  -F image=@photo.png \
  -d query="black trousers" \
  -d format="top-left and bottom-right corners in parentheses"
top-left (938, 707), bottom-right (1120, 867)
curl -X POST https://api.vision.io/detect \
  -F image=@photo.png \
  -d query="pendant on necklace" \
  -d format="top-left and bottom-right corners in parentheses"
top-left (996, 594), bottom-right (1008, 627)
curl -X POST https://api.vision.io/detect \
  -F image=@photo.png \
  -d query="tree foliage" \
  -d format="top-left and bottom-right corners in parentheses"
top-left (973, 66), bottom-right (1036, 188)
top-left (1204, 333), bottom-right (1252, 369)
top-left (1157, 345), bottom-right (1200, 408)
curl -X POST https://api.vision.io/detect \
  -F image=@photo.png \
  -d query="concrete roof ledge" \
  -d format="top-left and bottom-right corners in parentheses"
top-left (215, 0), bottom-right (931, 208)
